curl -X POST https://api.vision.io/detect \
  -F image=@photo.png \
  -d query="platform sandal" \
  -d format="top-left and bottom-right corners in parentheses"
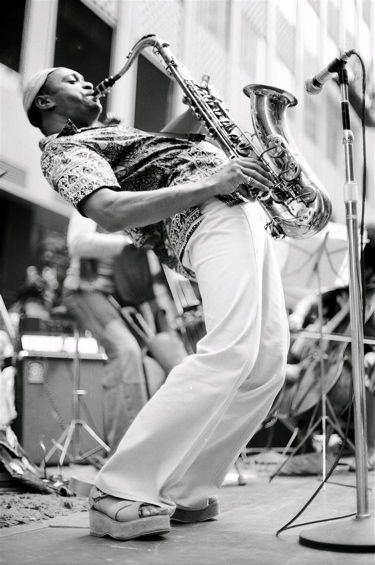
top-left (171, 496), bottom-right (219, 523)
top-left (89, 487), bottom-right (171, 540)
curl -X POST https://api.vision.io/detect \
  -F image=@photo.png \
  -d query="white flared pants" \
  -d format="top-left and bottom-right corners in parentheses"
top-left (96, 199), bottom-right (289, 510)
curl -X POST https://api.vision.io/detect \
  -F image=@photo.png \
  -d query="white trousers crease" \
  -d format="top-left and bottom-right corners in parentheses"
top-left (95, 199), bottom-right (289, 510)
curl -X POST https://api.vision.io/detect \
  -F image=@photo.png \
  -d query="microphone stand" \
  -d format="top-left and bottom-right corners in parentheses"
top-left (299, 66), bottom-right (375, 551)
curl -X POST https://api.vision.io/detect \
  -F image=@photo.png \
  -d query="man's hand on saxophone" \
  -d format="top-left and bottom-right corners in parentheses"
top-left (208, 157), bottom-right (273, 198)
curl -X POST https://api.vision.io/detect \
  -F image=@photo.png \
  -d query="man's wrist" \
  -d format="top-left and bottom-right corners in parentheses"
top-left (201, 177), bottom-right (220, 197)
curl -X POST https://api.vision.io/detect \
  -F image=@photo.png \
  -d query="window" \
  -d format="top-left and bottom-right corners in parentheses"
top-left (0, 0), bottom-right (26, 71)
top-left (303, 4), bottom-right (319, 58)
top-left (240, 21), bottom-right (258, 78)
top-left (242, 0), bottom-right (267, 38)
top-left (307, 0), bottom-right (320, 17)
top-left (199, 0), bottom-right (231, 45)
top-left (362, 0), bottom-right (372, 23)
top-left (274, 58), bottom-right (294, 94)
top-left (327, 0), bottom-right (340, 44)
top-left (0, 194), bottom-right (32, 306)
top-left (134, 55), bottom-right (174, 132)
top-left (276, 8), bottom-right (296, 73)
top-left (54, 0), bottom-right (113, 116)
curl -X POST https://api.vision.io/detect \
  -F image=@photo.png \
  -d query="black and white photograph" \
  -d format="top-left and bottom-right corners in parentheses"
top-left (0, 0), bottom-right (374, 563)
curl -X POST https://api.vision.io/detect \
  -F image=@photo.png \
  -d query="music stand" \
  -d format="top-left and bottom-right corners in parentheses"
top-left (269, 225), bottom-right (350, 479)
top-left (275, 221), bottom-right (349, 308)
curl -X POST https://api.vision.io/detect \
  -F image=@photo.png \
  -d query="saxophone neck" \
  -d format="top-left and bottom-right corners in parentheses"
top-left (93, 34), bottom-right (172, 98)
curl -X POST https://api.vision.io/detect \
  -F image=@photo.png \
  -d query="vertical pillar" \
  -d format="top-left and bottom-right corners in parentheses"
top-left (226, 0), bottom-right (242, 116)
top-left (166, 0), bottom-right (198, 117)
top-left (293, 0), bottom-right (305, 147)
top-left (266, 0), bottom-right (277, 85)
top-left (109, 0), bottom-right (138, 125)
top-left (20, 0), bottom-right (59, 81)
top-left (180, 0), bottom-right (198, 70)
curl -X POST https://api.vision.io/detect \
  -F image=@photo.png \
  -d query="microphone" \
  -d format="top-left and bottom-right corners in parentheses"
top-left (305, 50), bottom-right (354, 95)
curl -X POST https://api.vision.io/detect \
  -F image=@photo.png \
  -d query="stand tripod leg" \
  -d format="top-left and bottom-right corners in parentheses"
top-left (234, 458), bottom-right (247, 486)
top-left (47, 420), bottom-right (110, 466)
top-left (80, 420), bottom-right (111, 452)
top-left (325, 398), bottom-right (356, 452)
top-left (64, 421), bottom-right (110, 463)
top-left (278, 425), bottom-right (300, 460)
top-left (324, 417), bottom-right (355, 453)
top-left (58, 422), bottom-right (76, 467)
top-left (44, 426), bottom-right (71, 464)
top-left (269, 407), bottom-right (322, 481)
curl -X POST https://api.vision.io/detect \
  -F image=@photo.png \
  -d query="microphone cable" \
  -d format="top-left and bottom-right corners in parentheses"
top-left (351, 50), bottom-right (369, 318)
top-left (276, 401), bottom-right (355, 536)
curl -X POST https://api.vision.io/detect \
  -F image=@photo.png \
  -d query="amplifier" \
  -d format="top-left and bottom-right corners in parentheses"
top-left (14, 350), bottom-right (107, 465)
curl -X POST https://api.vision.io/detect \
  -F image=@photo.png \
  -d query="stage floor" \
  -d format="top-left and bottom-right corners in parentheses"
top-left (1, 457), bottom-right (374, 565)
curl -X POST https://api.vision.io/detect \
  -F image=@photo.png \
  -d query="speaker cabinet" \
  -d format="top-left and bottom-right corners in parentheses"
top-left (14, 351), bottom-right (106, 465)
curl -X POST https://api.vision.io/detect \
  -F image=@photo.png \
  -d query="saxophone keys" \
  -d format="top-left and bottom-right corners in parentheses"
top-left (265, 220), bottom-right (285, 239)
top-left (283, 167), bottom-right (300, 182)
top-left (266, 135), bottom-right (285, 157)
top-left (296, 208), bottom-right (315, 225)
top-left (297, 185), bottom-right (317, 204)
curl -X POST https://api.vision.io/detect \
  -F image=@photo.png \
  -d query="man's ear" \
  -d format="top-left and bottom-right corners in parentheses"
top-left (34, 94), bottom-right (55, 110)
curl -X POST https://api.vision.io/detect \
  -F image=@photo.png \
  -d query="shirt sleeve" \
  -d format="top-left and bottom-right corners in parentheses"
top-left (41, 139), bottom-right (120, 208)
top-left (67, 209), bottom-right (130, 258)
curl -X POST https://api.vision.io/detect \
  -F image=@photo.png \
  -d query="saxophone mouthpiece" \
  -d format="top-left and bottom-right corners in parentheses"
top-left (93, 76), bottom-right (118, 98)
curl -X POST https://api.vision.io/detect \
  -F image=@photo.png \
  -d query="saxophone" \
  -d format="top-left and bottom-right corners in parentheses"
top-left (93, 34), bottom-right (332, 239)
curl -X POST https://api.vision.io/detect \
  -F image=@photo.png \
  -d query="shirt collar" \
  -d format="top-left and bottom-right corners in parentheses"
top-left (39, 120), bottom-right (81, 150)
top-left (39, 119), bottom-right (121, 150)
top-left (56, 119), bottom-right (80, 137)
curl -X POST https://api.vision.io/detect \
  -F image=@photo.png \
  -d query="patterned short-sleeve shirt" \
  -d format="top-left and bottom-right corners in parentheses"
top-left (40, 120), bottom-right (241, 279)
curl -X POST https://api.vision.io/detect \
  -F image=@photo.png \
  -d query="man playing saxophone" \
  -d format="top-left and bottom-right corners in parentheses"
top-left (22, 66), bottom-right (289, 541)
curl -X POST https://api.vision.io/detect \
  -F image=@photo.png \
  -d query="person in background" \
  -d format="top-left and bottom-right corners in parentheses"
top-left (11, 232), bottom-right (68, 325)
top-left (0, 329), bottom-right (17, 430)
top-left (63, 209), bottom-right (149, 454)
